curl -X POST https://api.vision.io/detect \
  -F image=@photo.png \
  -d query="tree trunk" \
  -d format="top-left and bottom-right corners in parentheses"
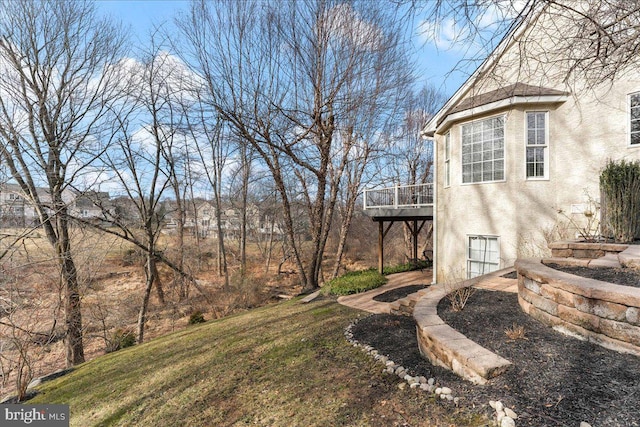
top-left (239, 145), bottom-right (250, 276)
top-left (331, 201), bottom-right (356, 280)
top-left (264, 216), bottom-right (275, 273)
top-left (214, 199), bottom-right (229, 289)
top-left (53, 205), bottom-right (85, 367)
top-left (137, 252), bottom-right (156, 344)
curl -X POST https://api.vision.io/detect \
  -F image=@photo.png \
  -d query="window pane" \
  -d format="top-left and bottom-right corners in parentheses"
top-left (526, 112), bottom-right (548, 178)
top-left (630, 94), bottom-right (640, 145)
top-left (445, 161), bottom-right (450, 186)
top-left (467, 236), bottom-right (499, 278)
top-left (462, 164), bottom-right (472, 183)
top-left (526, 147), bottom-right (545, 177)
top-left (461, 116), bottom-right (504, 183)
top-left (445, 132), bottom-right (450, 159)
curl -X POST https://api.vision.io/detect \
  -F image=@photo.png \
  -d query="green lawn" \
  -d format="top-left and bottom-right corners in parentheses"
top-left (31, 298), bottom-right (487, 426)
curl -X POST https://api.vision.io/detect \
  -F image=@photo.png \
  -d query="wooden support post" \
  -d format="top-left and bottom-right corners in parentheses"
top-left (378, 221), bottom-right (384, 274)
top-left (378, 221), bottom-right (394, 274)
top-left (413, 219), bottom-right (418, 261)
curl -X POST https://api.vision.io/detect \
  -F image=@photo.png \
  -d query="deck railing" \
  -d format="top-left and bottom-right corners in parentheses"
top-left (363, 183), bottom-right (433, 210)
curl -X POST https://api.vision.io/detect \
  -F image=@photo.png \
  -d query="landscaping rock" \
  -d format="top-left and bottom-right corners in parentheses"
top-left (501, 417), bottom-right (516, 427)
top-left (504, 407), bottom-right (518, 419)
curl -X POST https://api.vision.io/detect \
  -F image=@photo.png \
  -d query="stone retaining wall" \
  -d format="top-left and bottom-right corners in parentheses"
top-left (515, 258), bottom-right (640, 357)
top-left (413, 281), bottom-right (512, 385)
top-left (548, 241), bottom-right (628, 259)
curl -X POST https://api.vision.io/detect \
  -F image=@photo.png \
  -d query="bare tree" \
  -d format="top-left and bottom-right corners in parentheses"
top-left (185, 101), bottom-right (231, 288)
top-left (385, 84), bottom-right (447, 186)
top-left (177, 0), bottom-right (413, 292)
top-left (89, 41), bottom-right (191, 343)
top-left (417, 0), bottom-right (640, 87)
top-left (0, 0), bottom-right (126, 366)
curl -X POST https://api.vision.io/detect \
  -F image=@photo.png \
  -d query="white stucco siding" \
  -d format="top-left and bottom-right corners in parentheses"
top-left (435, 84), bottom-right (640, 282)
top-left (436, 107), bottom-right (558, 281)
top-left (430, 4), bottom-right (640, 282)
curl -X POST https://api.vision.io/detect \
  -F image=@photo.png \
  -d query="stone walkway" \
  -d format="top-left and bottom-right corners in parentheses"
top-left (337, 270), bottom-right (434, 314)
top-left (337, 268), bottom-right (517, 315)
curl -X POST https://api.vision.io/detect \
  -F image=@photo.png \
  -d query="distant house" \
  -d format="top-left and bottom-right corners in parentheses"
top-left (69, 190), bottom-right (111, 222)
top-left (162, 199), bottom-right (284, 240)
top-left (0, 183), bottom-right (110, 227)
top-left (0, 183), bottom-right (32, 227)
top-left (421, 5), bottom-right (640, 282)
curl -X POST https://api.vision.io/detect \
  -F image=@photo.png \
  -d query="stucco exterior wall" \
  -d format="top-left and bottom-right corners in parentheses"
top-left (435, 77), bottom-right (640, 283)
top-left (430, 4), bottom-right (640, 282)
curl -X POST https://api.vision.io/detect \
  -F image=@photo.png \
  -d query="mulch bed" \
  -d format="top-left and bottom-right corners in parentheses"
top-left (371, 284), bottom-right (428, 302)
top-left (351, 289), bottom-right (640, 427)
top-left (546, 263), bottom-right (640, 288)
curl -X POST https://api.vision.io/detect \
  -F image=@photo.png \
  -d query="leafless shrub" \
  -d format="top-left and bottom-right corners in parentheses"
top-left (556, 191), bottom-right (600, 242)
top-left (447, 286), bottom-right (476, 312)
top-left (442, 269), bottom-right (476, 312)
top-left (505, 323), bottom-right (528, 341)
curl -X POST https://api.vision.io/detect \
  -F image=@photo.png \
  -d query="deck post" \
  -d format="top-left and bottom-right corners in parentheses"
top-left (413, 219), bottom-right (418, 261)
top-left (378, 221), bottom-right (384, 274)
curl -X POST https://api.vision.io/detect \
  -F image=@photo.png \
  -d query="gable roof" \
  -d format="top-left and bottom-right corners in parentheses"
top-left (422, 5), bottom-right (549, 137)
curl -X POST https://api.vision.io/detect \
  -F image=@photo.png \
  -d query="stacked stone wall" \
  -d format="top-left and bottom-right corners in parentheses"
top-left (515, 258), bottom-right (640, 357)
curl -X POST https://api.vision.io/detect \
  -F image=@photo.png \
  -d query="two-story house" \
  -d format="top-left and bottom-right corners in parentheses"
top-left (422, 4), bottom-right (640, 282)
top-left (0, 183), bottom-right (110, 227)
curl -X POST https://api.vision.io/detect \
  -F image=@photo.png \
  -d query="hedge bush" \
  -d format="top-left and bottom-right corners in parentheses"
top-left (600, 159), bottom-right (640, 242)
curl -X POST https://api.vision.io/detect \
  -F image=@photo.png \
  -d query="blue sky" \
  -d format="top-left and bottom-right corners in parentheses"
top-left (95, 0), bottom-right (476, 98)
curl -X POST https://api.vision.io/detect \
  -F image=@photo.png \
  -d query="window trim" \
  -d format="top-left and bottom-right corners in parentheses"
top-left (629, 91), bottom-right (640, 147)
top-left (466, 234), bottom-right (500, 279)
top-left (444, 131), bottom-right (451, 188)
top-left (524, 110), bottom-right (550, 180)
top-left (459, 114), bottom-right (506, 185)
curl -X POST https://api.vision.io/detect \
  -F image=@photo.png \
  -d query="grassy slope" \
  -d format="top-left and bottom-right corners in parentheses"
top-left (31, 298), bottom-right (487, 427)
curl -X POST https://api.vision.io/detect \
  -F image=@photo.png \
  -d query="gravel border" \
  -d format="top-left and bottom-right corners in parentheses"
top-left (345, 316), bottom-right (520, 427)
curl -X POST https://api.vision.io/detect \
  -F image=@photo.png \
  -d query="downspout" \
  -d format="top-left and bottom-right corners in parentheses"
top-left (428, 132), bottom-right (438, 285)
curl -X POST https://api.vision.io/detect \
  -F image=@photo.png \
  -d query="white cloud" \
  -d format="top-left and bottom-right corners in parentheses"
top-left (418, 1), bottom-right (528, 55)
top-left (419, 18), bottom-right (471, 52)
top-left (327, 4), bottom-right (385, 51)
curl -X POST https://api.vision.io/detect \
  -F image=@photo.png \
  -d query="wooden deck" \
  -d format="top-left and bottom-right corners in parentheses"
top-left (363, 184), bottom-right (434, 274)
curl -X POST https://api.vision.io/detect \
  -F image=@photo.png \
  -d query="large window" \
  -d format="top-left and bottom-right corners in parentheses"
top-left (631, 92), bottom-right (640, 145)
top-left (444, 132), bottom-right (451, 187)
top-left (461, 116), bottom-right (504, 183)
top-left (525, 111), bottom-right (548, 179)
top-left (467, 235), bottom-right (500, 278)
